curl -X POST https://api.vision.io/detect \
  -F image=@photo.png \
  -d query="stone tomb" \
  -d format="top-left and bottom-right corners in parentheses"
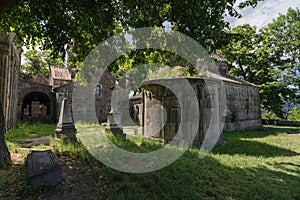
top-left (27, 150), bottom-right (64, 187)
top-left (130, 73), bottom-right (262, 146)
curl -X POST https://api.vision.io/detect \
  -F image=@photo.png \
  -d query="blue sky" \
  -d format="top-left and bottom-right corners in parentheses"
top-left (225, 0), bottom-right (300, 28)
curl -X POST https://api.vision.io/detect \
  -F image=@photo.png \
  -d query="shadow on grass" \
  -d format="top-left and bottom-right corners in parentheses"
top-left (101, 151), bottom-right (300, 200)
top-left (212, 139), bottom-right (299, 157)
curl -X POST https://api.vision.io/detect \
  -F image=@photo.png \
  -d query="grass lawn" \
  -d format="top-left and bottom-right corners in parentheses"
top-left (1, 123), bottom-right (300, 199)
top-left (5, 122), bottom-right (55, 142)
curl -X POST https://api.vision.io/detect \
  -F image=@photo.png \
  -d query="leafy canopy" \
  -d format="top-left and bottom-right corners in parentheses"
top-left (220, 8), bottom-right (300, 118)
top-left (21, 49), bottom-right (62, 77)
top-left (0, 0), bottom-right (263, 69)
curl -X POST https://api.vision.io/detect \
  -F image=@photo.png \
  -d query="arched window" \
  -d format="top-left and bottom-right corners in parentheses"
top-left (95, 85), bottom-right (101, 97)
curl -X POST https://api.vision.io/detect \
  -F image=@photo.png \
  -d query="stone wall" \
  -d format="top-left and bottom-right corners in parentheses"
top-left (72, 69), bottom-right (115, 123)
top-left (95, 70), bottom-right (116, 123)
top-left (223, 81), bottom-right (261, 130)
top-left (130, 76), bottom-right (262, 144)
top-left (131, 78), bottom-right (223, 145)
top-left (18, 78), bottom-right (56, 122)
top-left (0, 32), bottom-right (21, 131)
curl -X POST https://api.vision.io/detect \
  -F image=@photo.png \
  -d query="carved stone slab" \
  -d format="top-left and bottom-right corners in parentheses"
top-left (27, 150), bottom-right (64, 187)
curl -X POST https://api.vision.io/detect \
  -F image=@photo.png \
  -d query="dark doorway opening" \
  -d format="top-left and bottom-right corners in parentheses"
top-left (22, 92), bottom-right (52, 121)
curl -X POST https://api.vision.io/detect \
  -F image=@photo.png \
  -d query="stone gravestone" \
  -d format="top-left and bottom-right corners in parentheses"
top-left (27, 150), bottom-right (64, 187)
top-left (105, 81), bottom-right (123, 135)
top-left (55, 98), bottom-right (77, 140)
top-left (31, 101), bottom-right (40, 117)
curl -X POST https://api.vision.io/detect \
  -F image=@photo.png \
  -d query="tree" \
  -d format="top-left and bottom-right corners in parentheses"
top-left (0, 0), bottom-right (20, 16)
top-left (0, 0), bottom-right (263, 68)
top-left (287, 107), bottom-right (300, 122)
top-left (21, 49), bottom-right (63, 77)
top-left (220, 8), bottom-right (300, 118)
top-left (0, 101), bottom-right (10, 164)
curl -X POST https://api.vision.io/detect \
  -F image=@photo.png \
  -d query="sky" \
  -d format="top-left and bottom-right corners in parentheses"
top-left (225, 0), bottom-right (300, 29)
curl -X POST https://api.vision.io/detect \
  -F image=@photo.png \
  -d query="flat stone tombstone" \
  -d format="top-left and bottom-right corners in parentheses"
top-left (27, 150), bottom-right (64, 187)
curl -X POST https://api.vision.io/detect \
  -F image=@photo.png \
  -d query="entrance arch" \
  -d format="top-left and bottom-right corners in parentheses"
top-left (21, 92), bottom-right (53, 122)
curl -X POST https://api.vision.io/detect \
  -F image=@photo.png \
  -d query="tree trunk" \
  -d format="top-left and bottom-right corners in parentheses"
top-left (0, 101), bottom-right (10, 162)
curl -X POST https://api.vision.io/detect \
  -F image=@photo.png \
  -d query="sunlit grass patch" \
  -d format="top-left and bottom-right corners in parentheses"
top-left (5, 122), bottom-right (55, 143)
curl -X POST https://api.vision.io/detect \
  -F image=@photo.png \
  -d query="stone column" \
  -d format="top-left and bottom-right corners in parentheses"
top-left (0, 32), bottom-right (21, 131)
top-left (105, 81), bottom-right (123, 135)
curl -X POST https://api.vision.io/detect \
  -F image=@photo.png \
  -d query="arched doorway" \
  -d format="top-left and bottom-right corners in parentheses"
top-left (21, 92), bottom-right (52, 122)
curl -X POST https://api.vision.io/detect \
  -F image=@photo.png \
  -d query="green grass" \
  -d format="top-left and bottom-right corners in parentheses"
top-left (5, 121), bottom-right (55, 142)
top-left (3, 123), bottom-right (300, 199)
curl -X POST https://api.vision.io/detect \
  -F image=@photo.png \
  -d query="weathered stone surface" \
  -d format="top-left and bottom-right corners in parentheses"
top-left (105, 112), bottom-right (124, 135)
top-left (0, 32), bottom-right (21, 132)
top-left (18, 74), bottom-right (57, 123)
top-left (95, 70), bottom-right (116, 123)
top-left (129, 71), bottom-right (262, 146)
top-left (27, 150), bottom-right (64, 187)
top-left (55, 98), bottom-right (77, 140)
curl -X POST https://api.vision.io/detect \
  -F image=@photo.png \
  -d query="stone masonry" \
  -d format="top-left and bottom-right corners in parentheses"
top-left (130, 66), bottom-right (262, 145)
top-left (0, 32), bottom-right (22, 132)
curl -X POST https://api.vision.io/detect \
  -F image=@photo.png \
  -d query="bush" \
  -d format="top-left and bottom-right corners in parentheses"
top-left (287, 107), bottom-right (300, 122)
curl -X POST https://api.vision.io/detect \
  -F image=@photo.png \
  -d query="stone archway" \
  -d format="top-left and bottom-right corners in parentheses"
top-left (21, 92), bottom-right (54, 122)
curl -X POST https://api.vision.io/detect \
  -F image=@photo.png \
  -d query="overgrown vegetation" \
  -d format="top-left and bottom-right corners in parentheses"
top-left (1, 122), bottom-right (300, 199)
top-left (262, 107), bottom-right (300, 121)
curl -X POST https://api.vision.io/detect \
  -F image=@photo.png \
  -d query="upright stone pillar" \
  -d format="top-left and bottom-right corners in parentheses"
top-left (55, 98), bottom-right (77, 140)
top-left (105, 81), bottom-right (123, 135)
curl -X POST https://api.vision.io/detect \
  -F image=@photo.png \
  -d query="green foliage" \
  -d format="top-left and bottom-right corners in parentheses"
top-left (262, 107), bottom-right (300, 122)
top-left (147, 66), bottom-right (191, 80)
top-left (287, 107), bottom-right (300, 122)
top-left (0, 0), bottom-right (263, 75)
top-left (21, 49), bottom-right (63, 77)
top-left (220, 8), bottom-right (300, 118)
top-left (261, 111), bottom-right (282, 120)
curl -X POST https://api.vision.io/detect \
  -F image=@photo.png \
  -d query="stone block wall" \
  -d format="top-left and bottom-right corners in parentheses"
top-left (223, 82), bottom-right (261, 130)
top-left (132, 78), bottom-right (222, 145)
top-left (0, 32), bottom-right (21, 131)
top-left (95, 70), bottom-right (115, 123)
top-left (17, 79), bottom-right (56, 122)
top-left (130, 76), bottom-right (262, 144)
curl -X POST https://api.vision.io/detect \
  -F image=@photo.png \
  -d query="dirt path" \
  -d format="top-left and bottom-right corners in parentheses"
top-left (0, 152), bottom-right (110, 199)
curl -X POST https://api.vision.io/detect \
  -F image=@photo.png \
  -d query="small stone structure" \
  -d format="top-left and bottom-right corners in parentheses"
top-left (27, 150), bottom-right (64, 187)
top-left (49, 66), bottom-right (73, 88)
top-left (18, 68), bottom-right (73, 123)
top-left (18, 67), bottom-right (115, 123)
top-left (130, 61), bottom-right (262, 145)
top-left (0, 32), bottom-right (22, 132)
top-left (18, 72), bottom-right (56, 122)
